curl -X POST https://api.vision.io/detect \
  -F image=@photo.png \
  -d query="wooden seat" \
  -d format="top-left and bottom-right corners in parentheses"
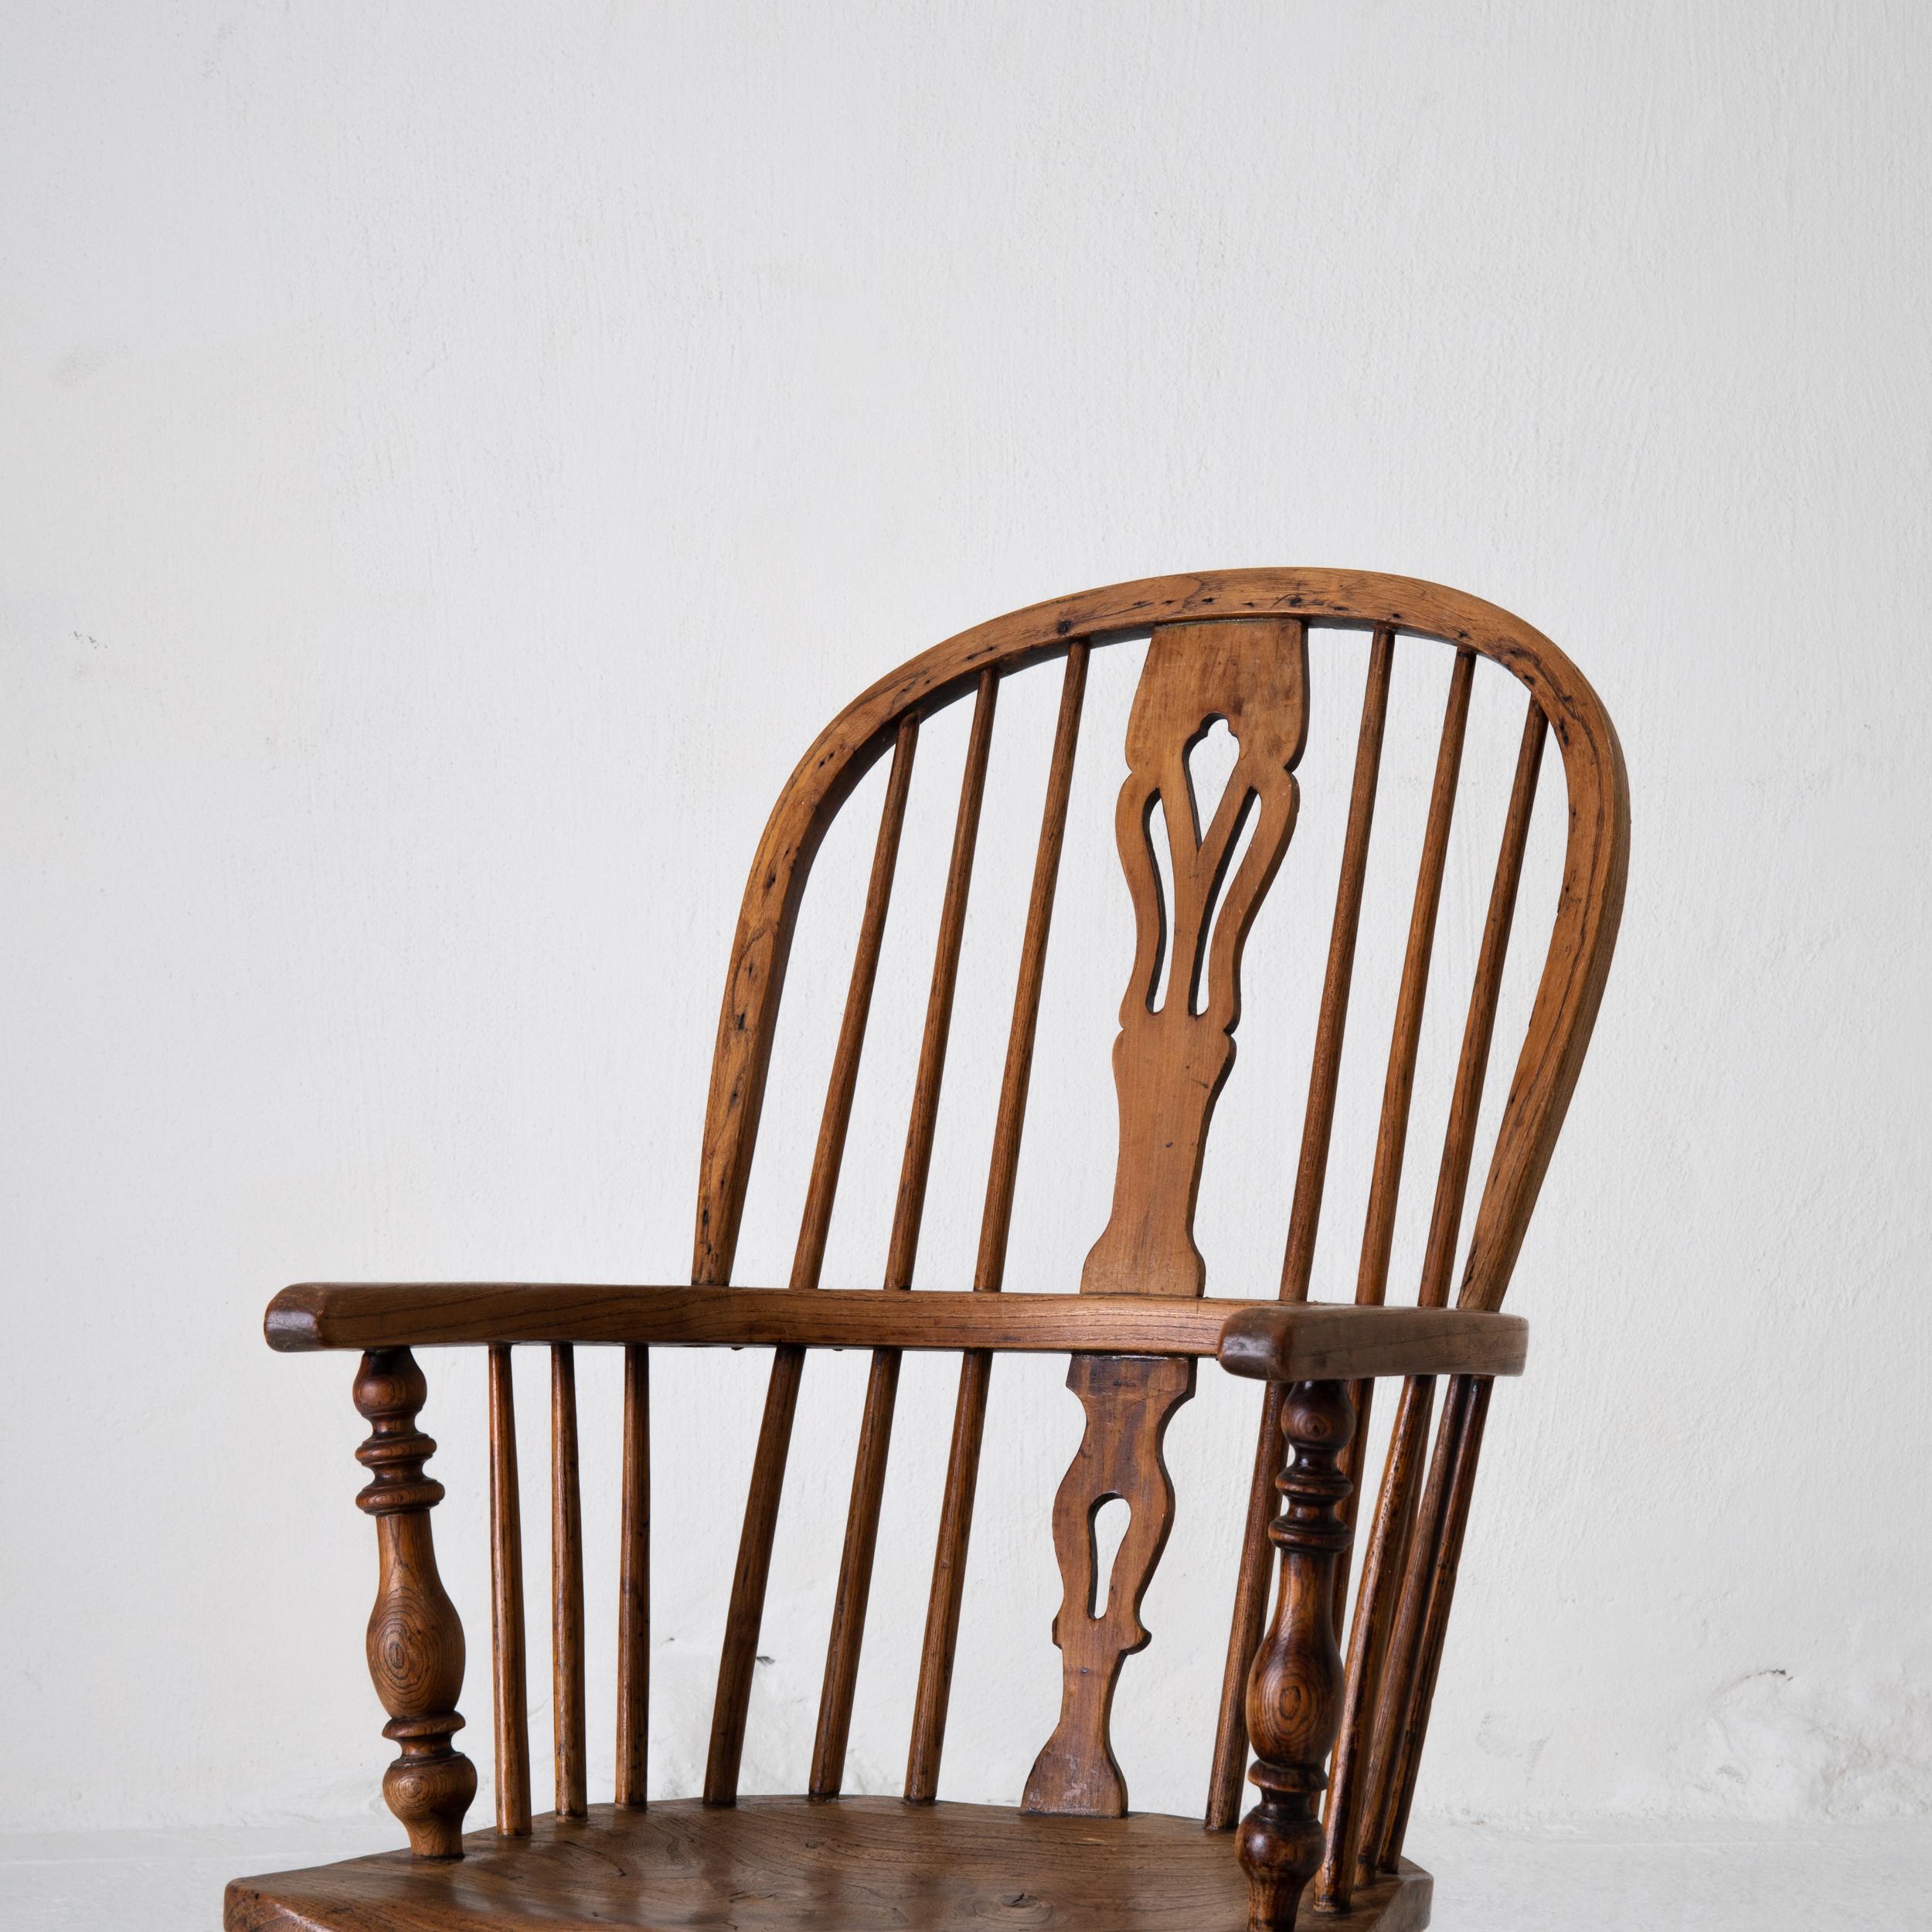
top-left (225, 1801), bottom-right (1432, 1930)
top-left (229, 570), bottom-right (1628, 1932)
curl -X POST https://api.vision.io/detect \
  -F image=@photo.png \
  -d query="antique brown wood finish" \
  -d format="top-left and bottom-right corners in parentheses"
top-left (1022, 1352), bottom-right (1198, 1816)
top-left (1240, 1379), bottom-right (1356, 1930)
top-left (234, 571), bottom-right (1628, 1932)
top-left (907, 643), bottom-right (1089, 1804)
top-left (814, 671), bottom-right (998, 1801)
top-left (706, 715), bottom-right (918, 1808)
top-left (548, 1347), bottom-right (587, 1820)
top-left (1211, 631), bottom-right (1393, 1830)
top-left (228, 1801), bottom-right (1433, 1932)
top-left (484, 1346), bottom-right (530, 1837)
top-left (267, 1281), bottom-right (1525, 1369)
top-left (352, 1350), bottom-right (477, 1859)
top-left (615, 1343), bottom-right (650, 1808)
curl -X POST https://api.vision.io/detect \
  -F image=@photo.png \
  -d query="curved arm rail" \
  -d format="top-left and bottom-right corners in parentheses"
top-left (264, 1281), bottom-right (1523, 1379)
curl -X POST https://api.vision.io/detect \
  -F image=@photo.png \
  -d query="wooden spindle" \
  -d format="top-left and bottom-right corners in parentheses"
top-left (615, 1343), bottom-right (650, 1807)
top-left (1377, 1376), bottom-right (1495, 1866)
top-left (1209, 628), bottom-right (1394, 1830)
top-left (1417, 699), bottom-right (1546, 1308)
top-left (1317, 645), bottom-right (1475, 1739)
top-left (486, 1345), bottom-right (531, 1836)
top-left (706, 716), bottom-right (919, 1806)
top-left (1314, 1371), bottom-right (1434, 1908)
top-left (1357, 645), bottom-right (1476, 1308)
top-left (352, 1349), bottom-right (476, 1859)
top-left (1318, 686), bottom-right (1544, 1904)
top-left (1352, 1373), bottom-right (1464, 1879)
top-left (550, 1344), bottom-right (587, 1820)
top-left (1237, 1380), bottom-right (1355, 1931)
top-left (794, 715), bottom-right (922, 1293)
top-left (1281, 628), bottom-right (1397, 1304)
top-left (1355, 1374), bottom-right (1492, 1876)
top-left (813, 670), bottom-right (998, 1799)
top-left (907, 643), bottom-right (1087, 1804)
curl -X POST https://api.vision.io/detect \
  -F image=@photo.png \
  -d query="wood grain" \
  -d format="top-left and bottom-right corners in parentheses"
top-left (691, 570), bottom-right (1627, 1332)
top-left (1280, 626), bottom-right (1396, 1306)
top-left (270, 1282), bottom-right (1525, 1377)
top-left (1082, 618), bottom-right (1309, 1299)
top-left (548, 1346), bottom-right (586, 1821)
top-left (614, 1344), bottom-right (649, 1808)
top-left (485, 1345), bottom-right (530, 1837)
top-left (1356, 648), bottom-right (1475, 1309)
top-left (815, 671), bottom-right (998, 1799)
top-left (1240, 1380), bottom-right (1355, 1930)
top-left (1370, 1373), bottom-right (1495, 1875)
top-left (242, 572), bottom-right (1630, 1932)
top-left (1419, 698), bottom-right (1546, 1308)
top-left (909, 644), bottom-right (1088, 1803)
top-left (352, 1349), bottom-right (475, 1859)
top-left (708, 718), bottom-right (918, 1808)
top-left (226, 1799), bottom-right (1432, 1932)
top-left (1023, 1355), bottom-right (1196, 1816)
top-left (1216, 1304), bottom-right (1526, 1382)
top-left (1315, 1373), bottom-right (1434, 1910)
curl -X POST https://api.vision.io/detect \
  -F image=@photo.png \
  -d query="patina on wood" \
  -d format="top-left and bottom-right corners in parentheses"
top-left (231, 570), bottom-right (1628, 1932)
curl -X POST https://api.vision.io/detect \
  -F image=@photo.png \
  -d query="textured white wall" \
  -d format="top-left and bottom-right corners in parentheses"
top-left (4, 2), bottom-right (1929, 1837)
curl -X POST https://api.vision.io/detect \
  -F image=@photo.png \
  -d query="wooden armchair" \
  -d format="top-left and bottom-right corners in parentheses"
top-left (227, 570), bottom-right (1627, 1932)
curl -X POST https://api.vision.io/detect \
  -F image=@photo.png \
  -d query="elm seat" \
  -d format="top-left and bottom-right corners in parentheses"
top-left (224, 1801), bottom-right (1433, 1930)
top-left (226, 570), bottom-right (1628, 1932)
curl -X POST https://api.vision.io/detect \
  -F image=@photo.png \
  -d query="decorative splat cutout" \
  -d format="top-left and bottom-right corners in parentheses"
top-left (1022, 1353), bottom-right (1196, 1817)
top-left (1026, 617), bottom-right (1311, 1819)
top-left (1082, 617), bottom-right (1310, 1299)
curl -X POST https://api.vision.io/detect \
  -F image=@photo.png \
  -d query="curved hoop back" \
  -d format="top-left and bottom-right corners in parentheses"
top-left (694, 569), bottom-right (1628, 1314)
top-left (689, 570), bottom-right (1627, 1868)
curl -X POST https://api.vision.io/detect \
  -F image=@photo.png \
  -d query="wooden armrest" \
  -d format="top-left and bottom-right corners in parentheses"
top-left (1214, 1304), bottom-right (1527, 1383)
top-left (265, 1283), bottom-right (1526, 1379)
top-left (267, 1281), bottom-right (1253, 1355)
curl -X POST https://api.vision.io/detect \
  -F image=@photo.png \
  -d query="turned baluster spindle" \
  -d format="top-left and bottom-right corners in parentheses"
top-left (353, 1348), bottom-right (477, 1859)
top-left (1237, 1379), bottom-right (1354, 1932)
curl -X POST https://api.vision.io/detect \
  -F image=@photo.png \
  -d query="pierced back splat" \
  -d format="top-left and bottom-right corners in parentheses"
top-left (1023, 617), bottom-right (1311, 1818)
top-left (1082, 618), bottom-right (1311, 1300)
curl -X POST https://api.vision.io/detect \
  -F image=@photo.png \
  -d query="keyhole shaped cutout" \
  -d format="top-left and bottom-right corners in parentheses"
top-left (1088, 1495), bottom-right (1131, 1619)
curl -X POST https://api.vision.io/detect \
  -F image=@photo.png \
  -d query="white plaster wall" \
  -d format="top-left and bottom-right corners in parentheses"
top-left (3, 1), bottom-right (1928, 1835)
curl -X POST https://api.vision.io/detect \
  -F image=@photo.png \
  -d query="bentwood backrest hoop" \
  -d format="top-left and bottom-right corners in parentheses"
top-left (693, 569), bottom-right (1629, 1315)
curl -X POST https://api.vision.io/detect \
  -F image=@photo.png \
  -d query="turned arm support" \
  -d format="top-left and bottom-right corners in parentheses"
top-left (267, 1281), bottom-right (1525, 1376)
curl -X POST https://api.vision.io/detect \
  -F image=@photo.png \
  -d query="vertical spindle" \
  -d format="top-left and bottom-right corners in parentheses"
top-left (908, 645), bottom-right (1087, 1802)
top-left (550, 1344), bottom-right (587, 1820)
top-left (615, 1343), bottom-right (650, 1807)
top-left (706, 716), bottom-right (919, 1806)
top-left (814, 669), bottom-right (998, 1799)
top-left (1209, 629), bottom-right (1394, 1831)
top-left (487, 1344), bottom-right (531, 1835)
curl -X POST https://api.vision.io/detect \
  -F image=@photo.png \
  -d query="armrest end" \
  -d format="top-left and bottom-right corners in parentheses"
top-left (1215, 1304), bottom-right (1527, 1383)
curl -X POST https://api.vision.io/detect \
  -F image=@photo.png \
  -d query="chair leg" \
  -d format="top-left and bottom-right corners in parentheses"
top-left (353, 1348), bottom-right (477, 1858)
top-left (1236, 1379), bottom-right (1354, 1931)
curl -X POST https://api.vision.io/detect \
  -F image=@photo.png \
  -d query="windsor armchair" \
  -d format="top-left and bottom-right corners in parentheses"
top-left (226, 570), bottom-right (1627, 1932)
